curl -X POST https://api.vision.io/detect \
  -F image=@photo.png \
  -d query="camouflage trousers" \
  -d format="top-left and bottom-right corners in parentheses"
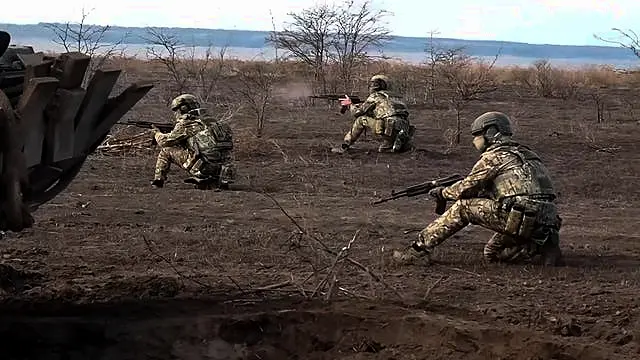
top-left (343, 115), bottom-right (412, 152)
top-left (154, 146), bottom-right (230, 181)
top-left (415, 198), bottom-right (522, 261)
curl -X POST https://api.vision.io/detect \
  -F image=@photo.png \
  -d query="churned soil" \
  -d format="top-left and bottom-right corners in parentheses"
top-left (0, 82), bottom-right (639, 359)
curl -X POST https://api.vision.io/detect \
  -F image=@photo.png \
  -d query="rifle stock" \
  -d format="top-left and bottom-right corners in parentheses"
top-left (309, 94), bottom-right (363, 114)
top-left (372, 174), bottom-right (465, 214)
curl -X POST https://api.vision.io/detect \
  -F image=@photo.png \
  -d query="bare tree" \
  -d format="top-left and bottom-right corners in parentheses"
top-left (437, 48), bottom-right (499, 145)
top-left (143, 27), bottom-right (188, 97)
top-left (268, 0), bottom-right (392, 93)
top-left (528, 59), bottom-right (556, 97)
top-left (594, 28), bottom-right (640, 59)
top-left (230, 62), bottom-right (282, 137)
top-left (43, 8), bottom-right (126, 86)
top-left (267, 4), bottom-right (338, 92)
top-left (143, 27), bottom-right (228, 105)
top-left (331, 0), bottom-right (392, 91)
top-left (423, 29), bottom-right (463, 105)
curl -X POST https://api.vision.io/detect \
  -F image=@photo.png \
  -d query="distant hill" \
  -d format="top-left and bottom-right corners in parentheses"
top-left (1, 23), bottom-right (638, 67)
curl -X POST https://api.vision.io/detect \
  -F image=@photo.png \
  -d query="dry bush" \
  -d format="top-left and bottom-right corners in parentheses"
top-left (436, 51), bottom-right (499, 145)
top-left (376, 62), bottom-right (425, 104)
top-left (229, 60), bottom-right (285, 137)
top-left (101, 47), bottom-right (640, 135)
top-left (142, 27), bottom-right (231, 106)
top-left (580, 65), bottom-right (623, 87)
top-left (501, 60), bottom-right (590, 99)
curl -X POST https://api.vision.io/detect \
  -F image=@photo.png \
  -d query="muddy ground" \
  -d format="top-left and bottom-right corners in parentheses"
top-left (1, 82), bottom-right (639, 359)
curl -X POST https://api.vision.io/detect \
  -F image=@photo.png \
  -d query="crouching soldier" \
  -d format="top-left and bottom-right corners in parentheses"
top-left (151, 94), bottom-right (235, 190)
top-left (332, 74), bottom-right (415, 154)
top-left (393, 111), bottom-right (564, 266)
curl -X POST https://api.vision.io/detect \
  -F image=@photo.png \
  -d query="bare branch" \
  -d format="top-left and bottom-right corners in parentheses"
top-left (143, 27), bottom-right (228, 104)
top-left (331, 0), bottom-right (393, 90)
top-left (267, 4), bottom-right (338, 92)
top-left (594, 28), bottom-right (640, 59)
top-left (230, 61), bottom-right (282, 136)
top-left (42, 7), bottom-right (127, 86)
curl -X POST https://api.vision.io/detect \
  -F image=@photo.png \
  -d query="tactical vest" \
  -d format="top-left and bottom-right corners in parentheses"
top-left (372, 91), bottom-right (409, 119)
top-left (487, 144), bottom-right (556, 200)
top-left (188, 116), bottom-right (234, 159)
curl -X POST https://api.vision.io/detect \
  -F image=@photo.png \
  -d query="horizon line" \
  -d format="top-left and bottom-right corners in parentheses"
top-left (0, 22), bottom-right (626, 50)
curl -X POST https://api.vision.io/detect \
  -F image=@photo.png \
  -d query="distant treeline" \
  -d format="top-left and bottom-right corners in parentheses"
top-left (1, 22), bottom-right (637, 62)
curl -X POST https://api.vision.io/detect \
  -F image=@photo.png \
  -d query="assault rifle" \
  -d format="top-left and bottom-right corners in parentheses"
top-left (372, 174), bottom-right (465, 215)
top-left (117, 120), bottom-right (175, 133)
top-left (309, 94), bottom-right (363, 114)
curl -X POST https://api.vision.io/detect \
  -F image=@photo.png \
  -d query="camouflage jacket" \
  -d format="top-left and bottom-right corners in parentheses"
top-left (154, 112), bottom-right (233, 158)
top-left (442, 140), bottom-right (556, 201)
top-left (349, 90), bottom-right (409, 120)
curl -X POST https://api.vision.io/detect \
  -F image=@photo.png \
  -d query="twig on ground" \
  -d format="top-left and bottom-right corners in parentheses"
top-left (227, 275), bottom-right (247, 293)
top-left (443, 266), bottom-right (481, 277)
top-left (144, 235), bottom-right (299, 297)
top-left (423, 275), bottom-right (448, 300)
top-left (325, 275), bottom-right (338, 301)
top-left (291, 273), bottom-right (309, 298)
top-left (142, 235), bottom-right (215, 290)
top-left (587, 143), bottom-right (621, 153)
top-left (339, 286), bottom-right (373, 300)
top-left (261, 192), bottom-right (405, 301)
top-left (312, 228), bottom-right (361, 298)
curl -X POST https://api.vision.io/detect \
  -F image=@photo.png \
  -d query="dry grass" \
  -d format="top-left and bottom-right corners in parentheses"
top-left (106, 54), bottom-right (639, 106)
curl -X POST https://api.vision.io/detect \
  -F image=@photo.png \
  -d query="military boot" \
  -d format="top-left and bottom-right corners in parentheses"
top-left (331, 143), bottom-right (350, 154)
top-left (150, 179), bottom-right (164, 188)
top-left (392, 245), bottom-right (430, 265)
top-left (184, 176), bottom-right (220, 190)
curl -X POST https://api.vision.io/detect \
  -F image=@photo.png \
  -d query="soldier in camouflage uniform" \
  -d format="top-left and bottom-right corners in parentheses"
top-left (393, 111), bottom-right (564, 266)
top-left (151, 94), bottom-right (235, 190)
top-left (331, 74), bottom-right (415, 154)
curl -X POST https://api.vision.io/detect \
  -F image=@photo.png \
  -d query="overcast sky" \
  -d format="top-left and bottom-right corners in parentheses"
top-left (2, 0), bottom-right (639, 46)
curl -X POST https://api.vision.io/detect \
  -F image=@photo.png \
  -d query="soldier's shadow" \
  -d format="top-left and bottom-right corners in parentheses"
top-left (560, 252), bottom-right (640, 269)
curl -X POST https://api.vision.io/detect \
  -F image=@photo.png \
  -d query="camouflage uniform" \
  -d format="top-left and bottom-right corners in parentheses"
top-left (334, 74), bottom-right (414, 153)
top-left (394, 112), bottom-right (563, 266)
top-left (152, 94), bottom-right (235, 189)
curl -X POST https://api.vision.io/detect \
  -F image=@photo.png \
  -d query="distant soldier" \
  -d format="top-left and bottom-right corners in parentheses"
top-left (151, 94), bottom-right (235, 190)
top-left (331, 74), bottom-right (415, 154)
top-left (393, 111), bottom-right (564, 266)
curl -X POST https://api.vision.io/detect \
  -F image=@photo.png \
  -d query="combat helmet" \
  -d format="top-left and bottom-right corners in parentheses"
top-left (369, 74), bottom-right (390, 92)
top-left (170, 94), bottom-right (200, 114)
top-left (471, 111), bottom-right (513, 137)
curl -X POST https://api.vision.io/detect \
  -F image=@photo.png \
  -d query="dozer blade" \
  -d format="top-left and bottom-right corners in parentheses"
top-left (0, 31), bottom-right (9, 59)
top-left (0, 35), bottom-right (153, 232)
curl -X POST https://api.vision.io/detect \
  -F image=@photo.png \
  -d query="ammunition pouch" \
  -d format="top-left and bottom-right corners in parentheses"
top-left (384, 117), bottom-right (396, 137)
top-left (373, 118), bottom-right (385, 136)
top-left (503, 197), bottom-right (560, 243)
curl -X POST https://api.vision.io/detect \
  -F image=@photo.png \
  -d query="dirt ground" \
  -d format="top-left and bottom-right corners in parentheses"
top-left (1, 80), bottom-right (639, 359)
